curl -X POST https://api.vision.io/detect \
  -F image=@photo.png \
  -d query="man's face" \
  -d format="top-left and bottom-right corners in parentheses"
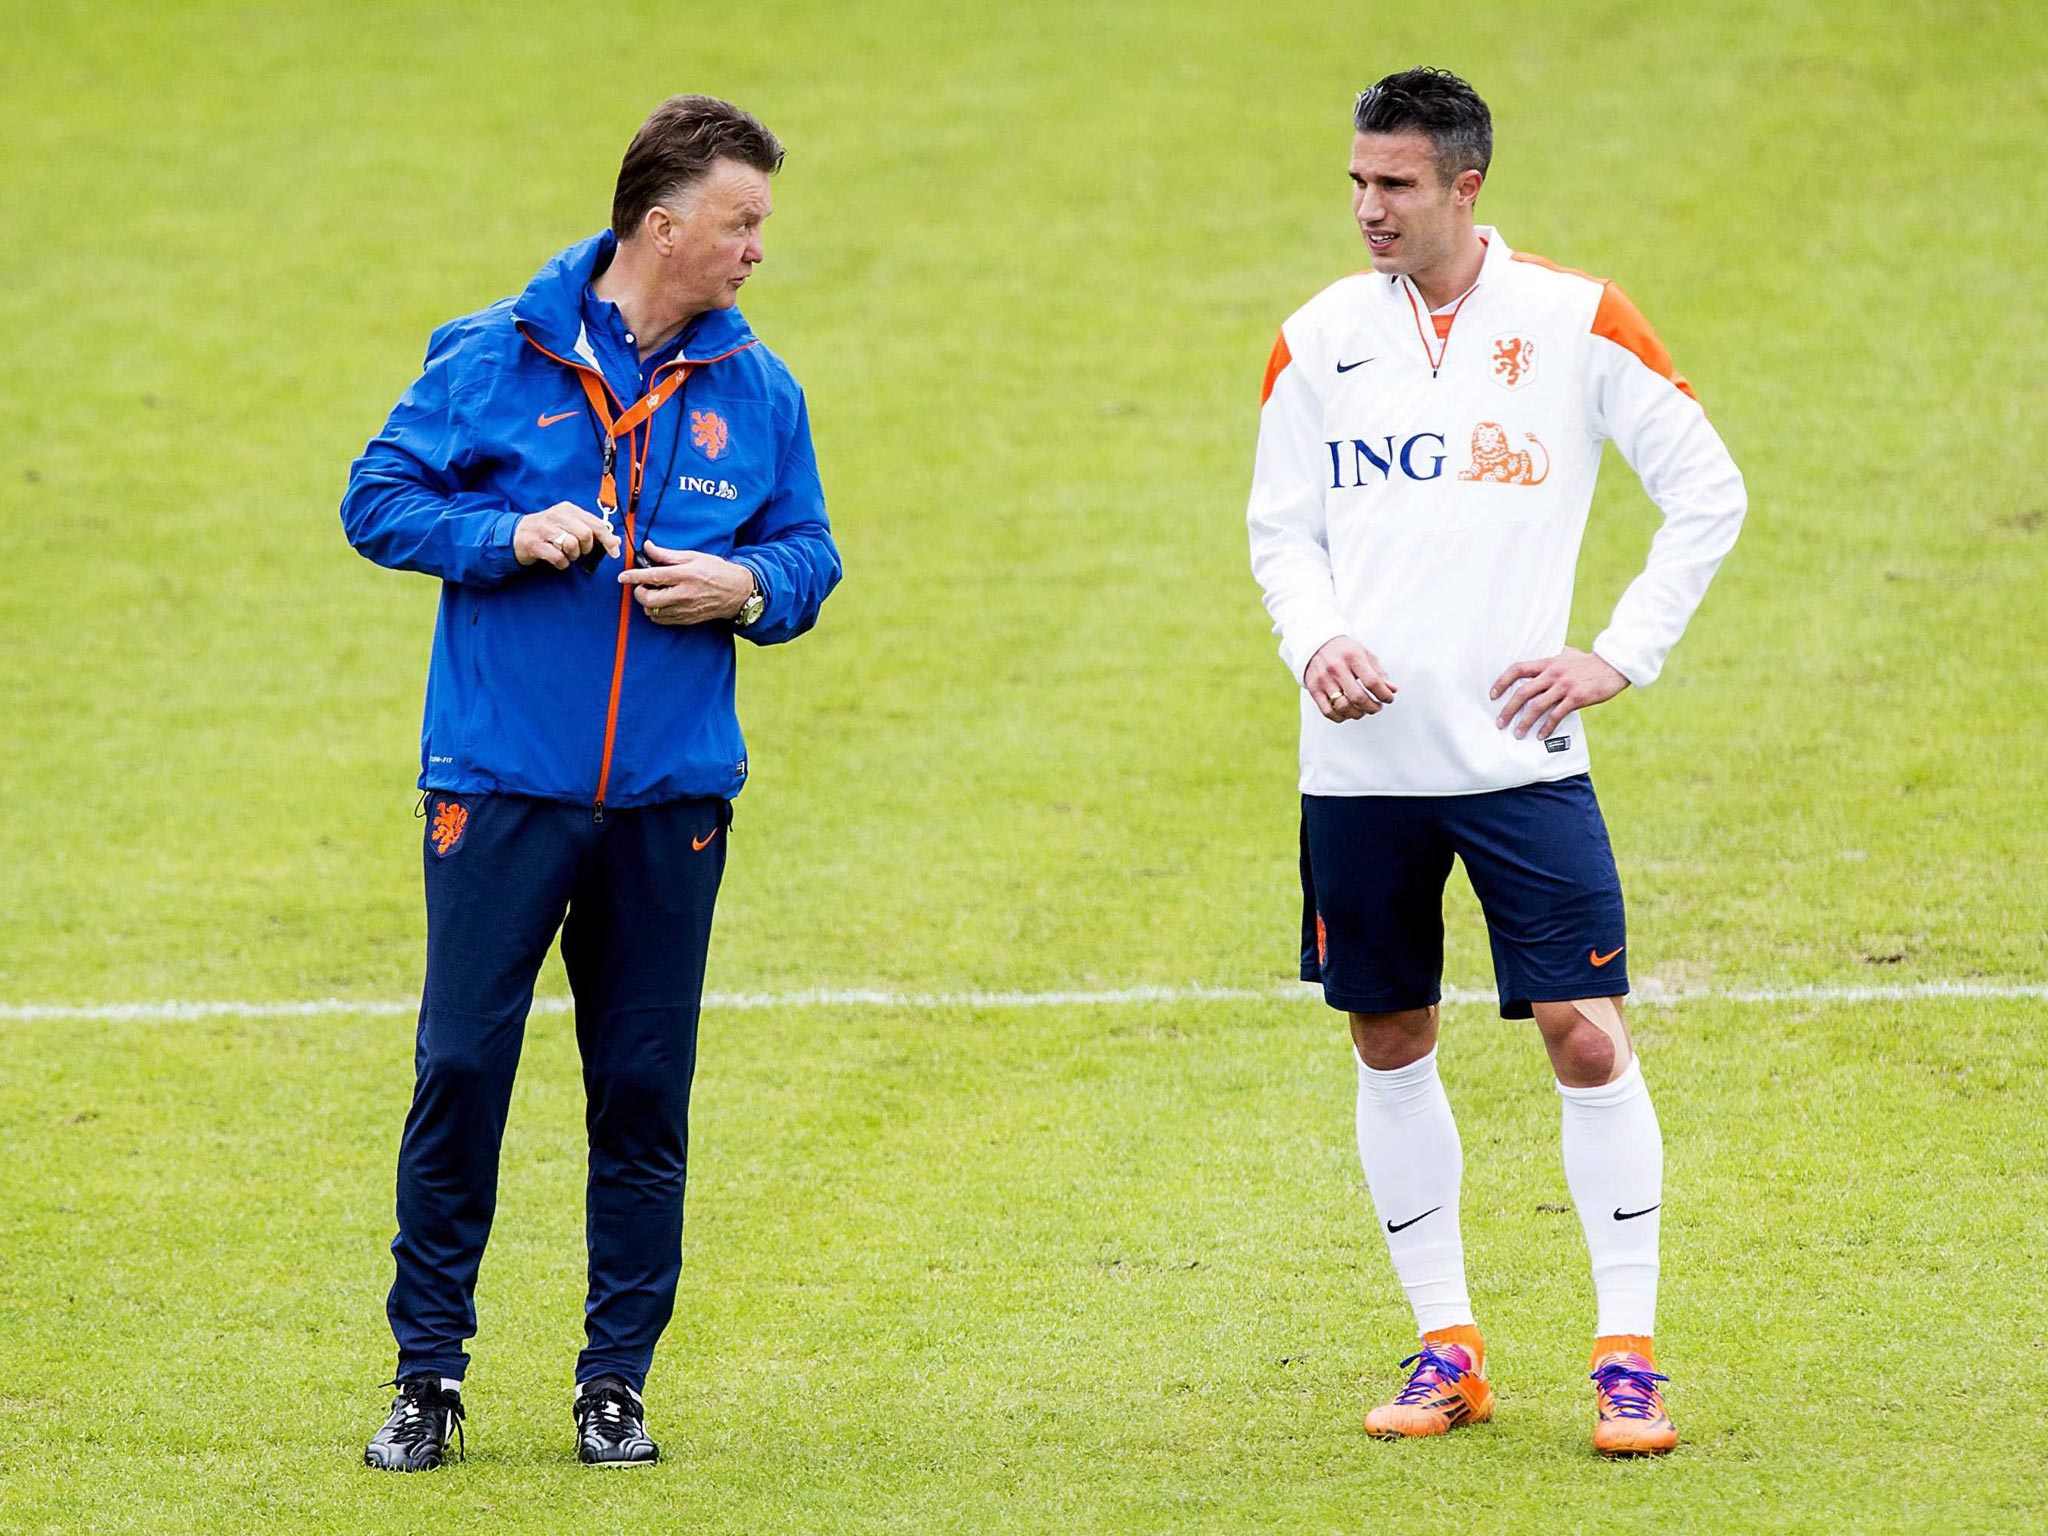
top-left (1349, 130), bottom-right (1479, 278)
top-left (654, 158), bottom-right (774, 315)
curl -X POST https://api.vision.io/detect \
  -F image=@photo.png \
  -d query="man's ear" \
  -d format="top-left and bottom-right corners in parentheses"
top-left (643, 204), bottom-right (678, 256)
top-left (1455, 167), bottom-right (1485, 209)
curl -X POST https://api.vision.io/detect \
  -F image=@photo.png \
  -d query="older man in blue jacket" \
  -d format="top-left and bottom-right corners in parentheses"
top-left (343, 95), bottom-right (840, 1471)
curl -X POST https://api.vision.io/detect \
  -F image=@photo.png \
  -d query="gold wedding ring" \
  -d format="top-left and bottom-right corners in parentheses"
top-left (1327, 691), bottom-right (1346, 707)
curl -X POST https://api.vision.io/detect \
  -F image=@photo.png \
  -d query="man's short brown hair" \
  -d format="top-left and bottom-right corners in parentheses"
top-left (611, 95), bottom-right (784, 240)
top-left (1353, 67), bottom-right (1492, 187)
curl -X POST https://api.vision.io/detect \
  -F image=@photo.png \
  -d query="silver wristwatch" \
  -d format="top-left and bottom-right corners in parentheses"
top-left (736, 569), bottom-right (766, 628)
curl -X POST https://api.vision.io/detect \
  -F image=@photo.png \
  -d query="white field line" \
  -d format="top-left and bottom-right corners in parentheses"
top-left (0, 979), bottom-right (2041, 1024)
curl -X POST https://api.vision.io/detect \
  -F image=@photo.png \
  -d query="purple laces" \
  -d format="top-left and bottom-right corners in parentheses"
top-left (1392, 1345), bottom-right (1472, 1405)
top-left (1591, 1359), bottom-right (1669, 1420)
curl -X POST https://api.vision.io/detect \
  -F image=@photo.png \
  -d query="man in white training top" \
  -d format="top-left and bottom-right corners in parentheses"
top-left (1246, 65), bottom-right (1745, 1457)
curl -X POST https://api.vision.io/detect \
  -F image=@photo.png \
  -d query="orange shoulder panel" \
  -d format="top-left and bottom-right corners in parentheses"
top-left (1514, 250), bottom-right (1700, 403)
top-left (1523, 252), bottom-right (1695, 399)
top-left (1591, 281), bottom-right (1697, 402)
top-left (1261, 330), bottom-right (1293, 405)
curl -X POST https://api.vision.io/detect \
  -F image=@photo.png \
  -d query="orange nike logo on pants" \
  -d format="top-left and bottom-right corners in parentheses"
top-left (691, 828), bottom-right (720, 851)
top-left (1590, 946), bottom-right (1624, 967)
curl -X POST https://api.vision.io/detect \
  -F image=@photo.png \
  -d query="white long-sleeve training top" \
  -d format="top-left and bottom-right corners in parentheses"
top-left (1247, 227), bottom-right (1747, 796)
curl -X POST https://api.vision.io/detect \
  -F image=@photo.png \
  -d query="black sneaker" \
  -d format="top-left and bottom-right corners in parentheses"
top-left (365, 1376), bottom-right (465, 1471)
top-left (574, 1376), bottom-right (658, 1466)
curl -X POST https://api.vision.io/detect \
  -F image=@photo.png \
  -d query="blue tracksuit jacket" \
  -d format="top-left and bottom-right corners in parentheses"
top-left (341, 231), bottom-right (841, 810)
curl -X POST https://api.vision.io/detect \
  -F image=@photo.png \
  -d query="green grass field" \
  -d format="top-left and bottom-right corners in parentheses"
top-left (3, 0), bottom-right (2045, 1530)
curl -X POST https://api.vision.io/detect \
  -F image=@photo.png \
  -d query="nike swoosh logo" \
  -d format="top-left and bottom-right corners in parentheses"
top-left (1590, 946), bottom-right (1625, 967)
top-left (537, 409), bottom-right (579, 429)
top-left (1335, 357), bottom-right (1377, 373)
top-left (1613, 1204), bottom-right (1660, 1222)
top-left (691, 828), bottom-right (720, 851)
top-left (1385, 1205), bottom-right (1441, 1234)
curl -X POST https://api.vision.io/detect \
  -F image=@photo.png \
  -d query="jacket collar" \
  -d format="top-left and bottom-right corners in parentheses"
top-left (1385, 225), bottom-right (1514, 306)
top-left (1474, 225), bottom-right (1513, 281)
top-left (511, 230), bottom-right (758, 369)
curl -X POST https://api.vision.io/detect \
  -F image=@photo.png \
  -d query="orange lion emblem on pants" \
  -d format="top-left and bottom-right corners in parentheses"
top-left (1459, 421), bottom-right (1550, 485)
top-left (690, 409), bottom-right (730, 461)
top-left (429, 798), bottom-right (469, 857)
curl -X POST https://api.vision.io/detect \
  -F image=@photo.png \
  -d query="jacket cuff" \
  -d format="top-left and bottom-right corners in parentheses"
top-left (1281, 613), bottom-right (1353, 685)
top-left (482, 509), bottom-right (524, 581)
top-left (1591, 633), bottom-right (1658, 689)
top-left (731, 555), bottom-right (772, 626)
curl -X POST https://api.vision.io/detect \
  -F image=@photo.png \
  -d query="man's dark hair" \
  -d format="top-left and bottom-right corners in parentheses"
top-left (1352, 67), bottom-right (1492, 187)
top-left (611, 95), bottom-right (785, 239)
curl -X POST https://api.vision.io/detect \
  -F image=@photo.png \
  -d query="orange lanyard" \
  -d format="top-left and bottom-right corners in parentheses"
top-left (573, 366), bottom-right (689, 529)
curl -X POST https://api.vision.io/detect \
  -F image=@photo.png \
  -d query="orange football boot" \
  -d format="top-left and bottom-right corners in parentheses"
top-left (1364, 1324), bottom-right (1494, 1439)
top-left (1590, 1336), bottom-right (1677, 1456)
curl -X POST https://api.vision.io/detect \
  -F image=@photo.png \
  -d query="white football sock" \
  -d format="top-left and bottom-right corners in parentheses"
top-left (1558, 1055), bottom-right (1663, 1337)
top-left (1355, 1048), bottom-right (1472, 1334)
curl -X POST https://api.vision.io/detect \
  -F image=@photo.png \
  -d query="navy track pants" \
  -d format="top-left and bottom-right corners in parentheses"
top-left (387, 791), bottom-right (728, 1394)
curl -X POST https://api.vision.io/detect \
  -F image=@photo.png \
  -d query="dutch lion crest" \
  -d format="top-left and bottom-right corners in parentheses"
top-left (690, 409), bottom-right (731, 461)
top-left (1490, 332), bottom-right (1537, 390)
top-left (428, 797), bottom-right (470, 857)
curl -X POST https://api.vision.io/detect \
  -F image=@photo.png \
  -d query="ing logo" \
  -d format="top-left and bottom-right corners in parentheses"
top-left (1325, 432), bottom-right (1447, 487)
top-left (429, 798), bottom-right (470, 857)
top-left (1458, 422), bottom-right (1549, 485)
top-left (1490, 333), bottom-right (1537, 390)
top-left (690, 409), bottom-right (731, 461)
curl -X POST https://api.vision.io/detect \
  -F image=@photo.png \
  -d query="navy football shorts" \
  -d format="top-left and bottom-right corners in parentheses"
top-left (1299, 773), bottom-right (1629, 1019)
